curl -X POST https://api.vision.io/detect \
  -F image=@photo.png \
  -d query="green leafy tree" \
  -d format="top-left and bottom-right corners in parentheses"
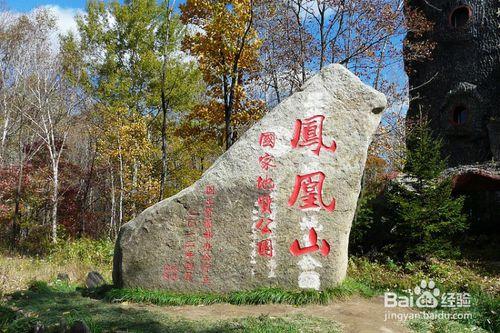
top-left (60, 0), bottom-right (205, 230)
top-left (387, 120), bottom-right (468, 260)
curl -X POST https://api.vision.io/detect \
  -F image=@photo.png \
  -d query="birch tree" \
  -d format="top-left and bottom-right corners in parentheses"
top-left (19, 9), bottom-right (83, 243)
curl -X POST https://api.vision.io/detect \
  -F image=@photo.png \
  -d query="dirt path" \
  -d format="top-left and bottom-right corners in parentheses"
top-left (122, 296), bottom-right (415, 333)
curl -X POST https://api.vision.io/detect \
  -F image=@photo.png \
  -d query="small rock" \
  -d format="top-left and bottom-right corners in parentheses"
top-left (69, 321), bottom-right (90, 333)
top-left (58, 318), bottom-right (69, 333)
top-left (85, 271), bottom-right (105, 289)
top-left (33, 322), bottom-right (45, 333)
top-left (57, 273), bottom-right (70, 282)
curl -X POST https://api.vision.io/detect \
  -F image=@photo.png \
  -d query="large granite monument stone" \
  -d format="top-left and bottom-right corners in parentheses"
top-left (113, 64), bottom-right (387, 292)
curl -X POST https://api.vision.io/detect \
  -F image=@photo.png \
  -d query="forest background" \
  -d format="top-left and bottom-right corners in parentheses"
top-left (0, 0), bottom-right (417, 250)
top-left (0, 2), bottom-right (498, 332)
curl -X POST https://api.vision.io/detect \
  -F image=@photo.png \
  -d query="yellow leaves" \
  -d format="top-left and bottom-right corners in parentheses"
top-left (181, 0), bottom-right (261, 79)
top-left (181, 0), bottom-right (265, 149)
top-left (93, 105), bottom-right (160, 218)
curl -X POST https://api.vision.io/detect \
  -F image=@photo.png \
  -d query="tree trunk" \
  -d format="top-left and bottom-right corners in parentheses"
top-left (0, 111), bottom-right (9, 166)
top-left (51, 163), bottom-right (59, 243)
top-left (78, 140), bottom-right (96, 237)
top-left (224, 104), bottom-right (233, 151)
top-left (272, 71), bottom-right (281, 104)
top-left (118, 148), bottom-right (124, 229)
top-left (159, 89), bottom-right (168, 201)
top-left (11, 161), bottom-right (23, 249)
top-left (11, 127), bottom-right (25, 249)
top-left (109, 166), bottom-right (116, 238)
top-left (319, 5), bottom-right (326, 70)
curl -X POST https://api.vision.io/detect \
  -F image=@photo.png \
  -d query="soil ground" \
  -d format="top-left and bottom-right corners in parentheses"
top-left (125, 295), bottom-right (415, 333)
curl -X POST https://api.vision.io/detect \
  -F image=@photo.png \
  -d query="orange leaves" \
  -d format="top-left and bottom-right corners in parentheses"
top-left (181, 0), bottom-right (265, 148)
top-left (404, 3), bottom-right (437, 64)
top-left (181, 0), bottom-right (261, 80)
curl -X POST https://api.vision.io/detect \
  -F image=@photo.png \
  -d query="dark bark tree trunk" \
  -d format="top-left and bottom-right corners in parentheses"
top-left (159, 83), bottom-right (169, 201)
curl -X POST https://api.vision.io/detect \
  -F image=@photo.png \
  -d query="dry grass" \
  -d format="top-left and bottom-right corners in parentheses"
top-left (0, 255), bottom-right (111, 295)
top-left (348, 257), bottom-right (500, 296)
top-left (0, 239), bottom-right (113, 295)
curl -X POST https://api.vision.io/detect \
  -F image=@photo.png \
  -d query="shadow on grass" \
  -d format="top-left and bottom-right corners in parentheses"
top-left (5, 287), bottom-right (191, 332)
top-left (2, 281), bottom-right (343, 333)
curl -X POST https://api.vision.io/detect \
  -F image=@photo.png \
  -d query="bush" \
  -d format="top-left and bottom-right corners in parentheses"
top-left (351, 121), bottom-right (468, 261)
top-left (5, 317), bottom-right (39, 333)
top-left (0, 305), bottom-right (17, 330)
top-left (47, 238), bottom-right (114, 267)
top-left (16, 224), bottom-right (53, 256)
top-left (386, 177), bottom-right (468, 260)
top-left (386, 121), bottom-right (468, 260)
top-left (348, 257), bottom-right (499, 332)
top-left (350, 194), bottom-right (394, 257)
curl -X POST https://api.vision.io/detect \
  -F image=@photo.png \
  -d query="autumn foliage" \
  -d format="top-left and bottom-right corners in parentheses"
top-left (181, 0), bottom-right (266, 149)
top-left (0, 0), bottom-right (434, 252)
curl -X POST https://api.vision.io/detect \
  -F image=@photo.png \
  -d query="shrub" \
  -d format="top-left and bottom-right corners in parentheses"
top-left (47, 238), bottom-right (114, 267)
top-left (0, 305), bottom-right (17, 330)
top-left (385, 121), bottom-right (468, 260)
top-left (351, 121), bottom-right (469, 261)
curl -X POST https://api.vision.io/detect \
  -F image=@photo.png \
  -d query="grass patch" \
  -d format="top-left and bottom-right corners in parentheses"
top-left (104, 277), bottom-right (377, 307)
top-left (348, 257), bottom-right (499, 332)
top-left (1, 247), bottom-right (498, 332)
top-left (348, 256), bottom-right (499, 295)
top-left (47, 238), bottom-right (114, 268)
top-left (461, 291), bottom-right (499, 332)
top-left (0, 304), bottom-right (17, 330)
top-left (211, 315), bottom-right (342, 333)
top-left (408, 317), bottom-right (489, 333)
top-left (0, 239), bottom-right (113, 294)
top-left (1, 283), bottom-right (342, 333)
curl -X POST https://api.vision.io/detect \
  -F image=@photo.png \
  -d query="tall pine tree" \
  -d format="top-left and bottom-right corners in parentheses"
top-left (387, 120), bottom-right (468, 260)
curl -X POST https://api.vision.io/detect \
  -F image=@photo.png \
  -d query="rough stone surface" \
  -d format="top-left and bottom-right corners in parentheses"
top-left (442, 162), bottom-right (500, 192)
top-left (85, 271), bottom-right (105, 289)
top-left (113, 64), bottom-right (386, 292)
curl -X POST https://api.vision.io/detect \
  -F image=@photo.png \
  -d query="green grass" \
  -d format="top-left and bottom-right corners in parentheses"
top-left (403, 292), bottom-right (498, 333)
top-left (1, 245), bottom-right (498, 333)
top-left (103, 277), bottom-right (377, 307)
top-left (348, 257), bottom-right (499, 333)
top-left (0, 281), bottom-right (342, 333)
top-left (47, 238), bottom-right (114, 267)
top-left (408, 318), bottom-right (489, 333)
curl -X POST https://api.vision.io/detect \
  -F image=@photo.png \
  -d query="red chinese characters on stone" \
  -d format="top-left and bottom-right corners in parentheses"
top-left (259, 132), bottom-right (276, 148)
top-left (162, 264), bottom-right (179, 281)
top-left (288, 171), bottom-right (336, 212)
top-left (257, 176), bottom-right (275, 190)
top-left (259, 152), bottom-right (276, 171)
top-left (291, 115), bottom-right (336, 156)
top-left (257, 238), bottom-right (274, 257)
top-left (205, 185), bottom-right (216, 195)
top-left (256, 217), bottom-right (273, 235)
top-left (255, 131), bottom-right (277, 260)
top-left (289, 228), bottom-right (330, 256)
top-left (257, 194), bottom-right (272, 214)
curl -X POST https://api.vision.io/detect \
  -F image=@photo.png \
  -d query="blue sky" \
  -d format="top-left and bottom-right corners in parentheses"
top-left (6, 1), bottom-right (84, 37)
top-left (8, 0), bottom-right (87, 12)
top-left (8, 0), bottom-right (407, 109)
top-left (8, 0), bottom-right (187, 12)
